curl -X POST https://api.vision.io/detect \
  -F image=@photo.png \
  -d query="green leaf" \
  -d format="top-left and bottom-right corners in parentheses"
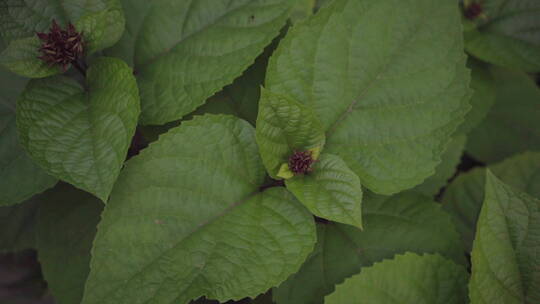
top-left (0, 59), bottom-right (27, 101)
top-left (82, 115), bottom-right (316, 304)
top-left (466, 68), bottom-right (540, 164)
top-left (73, 4), bottom-right (125, 54)
top-left (36, 183), bottom-right (103, 304)
top-left (106, 0), bottom-right (295, 125)
top-left (0, 0), bottom-right (124, 47)
top-left (0, 66), bottom-right (57, 206)
top-left (0, 197), bottom-right (38, 253)
top-left (315, 0), bottom-right (332, 11)
top-left (0, 37), bottom-right (62, 78)
top-left (273, 191), bottom-right (465, 304)
top-left (256, 88), bottom-right (325, 179)
top-left (0, 0), bottom-right (125, 77)
top-left (187, 38), bottom-right (279, 127)
top-left (457, 59), bottom-right (496, 135)
top-left (290, 0), bottom-right (316, 22)
top-left (469, 171), bottom-right (540, 303)
top-left (266, 0), bottom-right (471, 194)
top-left (464, 0), bottom-right (540, 72)
top-left (412, 135), bottom-right (466, 197)
top-left (16, 57), bottom-right (140, 202)
top-left (285, 153), bottom-right (362, 228)
top-left (325, 253), bottom-right (468, 304)
top-left (443, 151), bottom-right (540, 252)
top-left (442, 167), bottom-right (485, 253)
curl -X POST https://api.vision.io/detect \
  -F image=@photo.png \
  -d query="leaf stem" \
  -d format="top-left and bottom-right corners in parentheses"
top-left (259, 179), bottom-right (285, 192)
top-left (72, 60), bottom-right (86, 77)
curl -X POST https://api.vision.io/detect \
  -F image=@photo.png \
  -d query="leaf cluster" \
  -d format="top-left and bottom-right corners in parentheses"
top-left (1, 0), bottom-right (539, 303)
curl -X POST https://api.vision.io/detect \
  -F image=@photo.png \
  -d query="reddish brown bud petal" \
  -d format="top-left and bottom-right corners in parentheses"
top-left (464, 2), bottom-right (483, 20)
top-left (36, 32), bottom-right (49, 40)
top-left (37, 20), bottom-right (84, 70)
top-left (288, 150), bottom-right (315, 175)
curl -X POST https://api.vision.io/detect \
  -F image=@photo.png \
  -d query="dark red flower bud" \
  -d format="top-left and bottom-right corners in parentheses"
top-left (36, 19), bottom-right (84, 71)
top-left (464, 2), bottom-right (483, 20)
top-left (288, 150), bottom-right (315, 175)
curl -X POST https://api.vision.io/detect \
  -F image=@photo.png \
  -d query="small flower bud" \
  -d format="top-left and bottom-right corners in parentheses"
top-left (288, 150), bottom-right (315, 175)
top-left (463, 2), bottom-right (483, 20)
top-left (36, 20), bottom-right (84, 71)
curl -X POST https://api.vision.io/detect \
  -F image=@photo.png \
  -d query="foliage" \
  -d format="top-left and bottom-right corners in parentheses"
top-left (0, 0), bottom-right (539, 303)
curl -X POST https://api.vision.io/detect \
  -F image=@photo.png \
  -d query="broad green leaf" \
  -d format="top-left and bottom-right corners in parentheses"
top-left (274, 191), bottom-right (465, 304)
top-left (123, 15), bottom-right (284, 143)
top-left (285, 153), bottom-right (362, 228)
top-left (16, 57), bottom-right (140, 202)
top-left (0, 0), bottom-right (122, 43)
top-left (0, 0), bottom-right (124, 48)
top-left (74, 6), bottom-right (125, 55)
top-left (487, 152), bottom-right (540, 198)
top-left (457, 59), bottom-right (495, 135)
top-left (256, 88), bottom-right (325, 179)
top-left (467, 68), bottom-right (540, 164)
top-left (37, 184), bottom-right (103, 304)
top-left (290, 0), bottom-right (315, 22)
top-left (413, 135), bottom-right (466, 197)
top-left (82, 115), bottom-right (316, 304)
top-left (315, 0), bottom-right (332, 11)
top-left (443, 151), bottom-right (540, 252)
top-left (442, 167), bottom-right (485, 252)
top-left (0, 197), bottom-right (39, 252)
top-left (325, 253), bottom-right (468, 304)
top-left (266, 0), bottom-right (471, 194)
top-left (0, 58), bottom-right (26, 101)
top-left (0, 0), bottom-right (124, 77)
top-left (463, 0), bottom-right (540, 72)
top-left (106, 0), bottom-right (295, 125)
top-left (0, 66), bottom-right (57, 206)
top-left (139, 39), bottom-right (274, 158)
top-left (187, 38), bottom-right (279, 127)
top-left (0, 37), bottom-right (61, 78)
top-left (469, 171), bottom-right (540, 303)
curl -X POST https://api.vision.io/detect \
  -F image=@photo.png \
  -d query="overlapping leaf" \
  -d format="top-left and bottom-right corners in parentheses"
top-left (273, 192), bottom-right (465, 304)
top-left (16, 57), bottom-right (140, 201)
top-left (466, 68), bottom-right (540, 164)
top-left (469, 171), bottom-right (540, 303)
top-left (255, 89), bottom-right (362, 227)
top-left (442, 167), bottom-right (485, 252)
top-left (290, 0), bottom-right (316, 22)
top-left (413, 135), bottom-right (466, 197)
top-left (463, 0), bottom-right (540, 72)
top-left (266, 0), bottom-right (471, 194)
top-left (0, 37), bottom-right (61, 78)
top-left (37, 184), bottom-right (103, 304)
top-left (457, 59), bottom-right (495, 135)
top-left (190, 37), bottom-right (282, 127)
top-left (107, 0), bottom-right (295, 125)
top-left (325, 253), bottom-right (468, 304)
top-left (286, 154), bottom-right (362, 228)
top-left (443, 151), bottom-right (540, 252)
top-left (0, 65), bottom-right (57, 206)
top-left (82, 115), bottom-right (316, 304)
top-left (0, 0), bottom-right (125, 77)
top-left (256, 88), bottom-right (325, 178)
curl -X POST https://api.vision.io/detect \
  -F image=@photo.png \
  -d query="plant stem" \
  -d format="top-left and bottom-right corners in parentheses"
top-left (259, 179), bottom-right (285, 192)
top-left (72, 60), bottom-right (86, 77)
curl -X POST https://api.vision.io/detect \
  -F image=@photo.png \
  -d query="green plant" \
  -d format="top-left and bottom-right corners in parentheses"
top-left (1, 0), bottom-right (539, 303)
